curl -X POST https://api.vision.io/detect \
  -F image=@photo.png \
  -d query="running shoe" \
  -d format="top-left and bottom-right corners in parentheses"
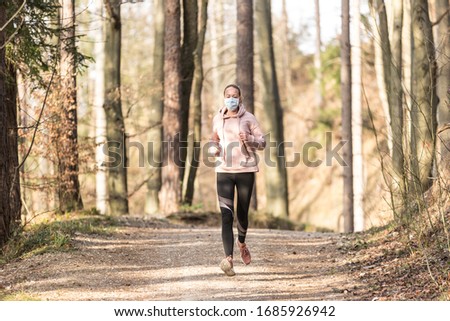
top-left (236, 239), bottom-right (251, 265)
top-left (219, 256), bottom-right (236, 276)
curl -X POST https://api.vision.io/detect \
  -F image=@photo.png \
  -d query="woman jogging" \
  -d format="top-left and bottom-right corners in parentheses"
top-left (209, 84), bottom-right (266, 276)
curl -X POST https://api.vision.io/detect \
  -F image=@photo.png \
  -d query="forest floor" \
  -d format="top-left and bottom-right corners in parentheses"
top-left (0, 214), bottom-right (448, 301)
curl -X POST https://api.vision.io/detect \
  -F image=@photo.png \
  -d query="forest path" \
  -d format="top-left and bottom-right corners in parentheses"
top-left (1, 219), bottom-right (363, 300)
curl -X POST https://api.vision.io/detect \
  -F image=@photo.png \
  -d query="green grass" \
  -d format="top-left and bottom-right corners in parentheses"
top-left (0, 210), bottom-right (119, 301)
top-left (0, 290), bottom-right (40, 301)
top-left (0, 210), bottom-right (118, 263)
top-left (179, 203), bottom-right (204, 212)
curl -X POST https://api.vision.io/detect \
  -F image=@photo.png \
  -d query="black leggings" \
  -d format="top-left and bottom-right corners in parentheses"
top-left (217, 172), bottom-right (255, 257)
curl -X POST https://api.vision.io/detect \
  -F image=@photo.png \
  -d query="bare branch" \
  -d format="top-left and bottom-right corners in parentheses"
top-left (437, 123), bottom-right (450, 134)
top-left (437, 123), bottom-right (450, 153)
top-left (126, 122), bottom-right (162, 138)
top-left (0, 16), bottom-right (24, 49)
top-left (128, 176), bottom-right (150, 198)
top-left (0, 0), bottom-right (26, 32)
top-left (16, 66), bottom-right (57, 171)
top-left (431, 8), bottom-right (449, 27)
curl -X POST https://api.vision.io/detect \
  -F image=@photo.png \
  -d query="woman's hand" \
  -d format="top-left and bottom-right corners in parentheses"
top-left (208, 144), bottom-right (221, 156)
top-left (239, 132), bottom-right (254, 143)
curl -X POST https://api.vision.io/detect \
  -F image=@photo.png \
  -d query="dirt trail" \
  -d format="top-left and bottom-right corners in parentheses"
top-left (0, 220), bottom-right (363, 301)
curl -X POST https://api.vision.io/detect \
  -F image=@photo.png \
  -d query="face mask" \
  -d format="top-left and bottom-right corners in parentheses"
top-left (224, 97), bottom-right (240, 111)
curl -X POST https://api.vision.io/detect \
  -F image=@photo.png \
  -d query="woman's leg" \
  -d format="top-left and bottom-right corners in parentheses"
top-left (235, 172), bottom-right (255, 243)
top-left (217, 173), bottom-right (236, 257)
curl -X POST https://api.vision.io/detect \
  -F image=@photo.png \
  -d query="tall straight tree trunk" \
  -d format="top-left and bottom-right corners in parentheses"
top-left (6, 64), bottom-right (20, 237)
top-left (0, 3), bottom-right (10, 245)
top-left (435, 0), bottom-right (450, 171)
top-left (160, 0), bottom-right (182, 214)
top-left (351, 0), bottom-right (364, 231)
top-left (104, 0), bottom-right (128, 215)
top-left (385, 0), bottom-right (394, 38)
top-left (373, 0), bottom-right (405, 209)
top-left (280, 0), bottom-right (292, 105)
top-left (93, 0), bottom-right (107, 215)
top-left (180, 0), bottom-right (198, 200)
top-left (402, 0), bottom-right (412, 180)
top-left (390, 0), bottom-right (405, 197)
top-left (237, 0), bottom-right (254, 114)
top-left (314, 0), bottom-right (323, 109)
top-left (255, 0), bottom-right (289, 218)
top-left (374, 0), bottom-right (393, 142)
top-left (58, 0), bottom-right (83, 212)
top-left (370, 3), bottom-right (392, 152)
top-left (184, 0), bottom-right (209, 206)
top-left (210, 0), bottom-right (224, 99)
top-left (237, 0), bottom-right (257, 210)
top-left (341, 0), bottom-right (353, 233)
top-left (145, 0), bottom-right (165, 215)
top-left (410, 0), bottom-right (438, 192)
top-left (0, 4), bottom-right (20, 244)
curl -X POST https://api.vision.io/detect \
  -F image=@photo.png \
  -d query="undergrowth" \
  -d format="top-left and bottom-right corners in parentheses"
top-left (250, 211), bottom-right (334, 232)
top-left (343, 181), bottom-right (450, 300)
top-left (0, 210), bottom-right (118, 264)
top-left (167, 207), bottom-right (334, 232)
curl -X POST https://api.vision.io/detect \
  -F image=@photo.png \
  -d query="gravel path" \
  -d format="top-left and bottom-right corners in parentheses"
top-left (0, 222), bottom-right (363, 301)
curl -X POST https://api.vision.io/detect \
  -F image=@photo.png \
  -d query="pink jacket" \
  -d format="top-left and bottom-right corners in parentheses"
top-left (210, 104), bottom-right (266, 173)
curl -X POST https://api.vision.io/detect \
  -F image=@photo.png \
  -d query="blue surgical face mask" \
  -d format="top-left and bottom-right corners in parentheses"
top-left (224, 97), bottom-right (240, 111)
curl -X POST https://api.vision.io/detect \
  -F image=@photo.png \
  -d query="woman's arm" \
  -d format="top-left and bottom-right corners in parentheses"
top-left (243, 119), bottom-right (266, 151)
top-left (208, 123), bottom-right (222, 156)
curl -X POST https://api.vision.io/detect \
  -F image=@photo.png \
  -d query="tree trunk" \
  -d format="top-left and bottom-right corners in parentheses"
top-left (390, 0), bottom-right (405, 198)
top-left (145, 0), bottom-right (165, 215)
top-left (160, 0), bottom-right (182, 214)
top-left (237, 0), bottom-right (257, 210)
top-left (435, 0), bottom-right (450, 172)
top-left (402, 0), bottom-right (412, 182)
top-left (0, 4), bottom-right (20, 245)
top-left (385, 0), bottom-right (394, 40)
top-left (58, 0), bottom-right (83, 212)
top-left (314, 0), bottom-right (323, 109)
top-left (210, 0), bottom-right (224, 99)
top-left (373, 0), bottom-right (405, 209)
top-left (0, 3), bottom-right (10, 245)
top-left (179, 0), bottom-right (198, 200)
top-left (93, 0), bottom-right (107, 215)
top-left (341, 0), bottom-right (353, 233)
top-left (103, 0), bottom-right (128, 215)
top-left (237, 0), bottom-right (254, 114)
top-left (6, 63), bottom-right (21, 239)
top-left (280, 0), bottom-right (292, 105)
top-left (184, 0), bottom-right (209, 206)
top-left (351, 0), bottom-right (364, 231)
top-left (374, 0), bottom-right (393, 131)
top-left (255, 0), bottom-right (289, 218)
top-left (370, 3), bottom-right (392, 153)
top-left (410, 0), bottom-right (438, 192)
